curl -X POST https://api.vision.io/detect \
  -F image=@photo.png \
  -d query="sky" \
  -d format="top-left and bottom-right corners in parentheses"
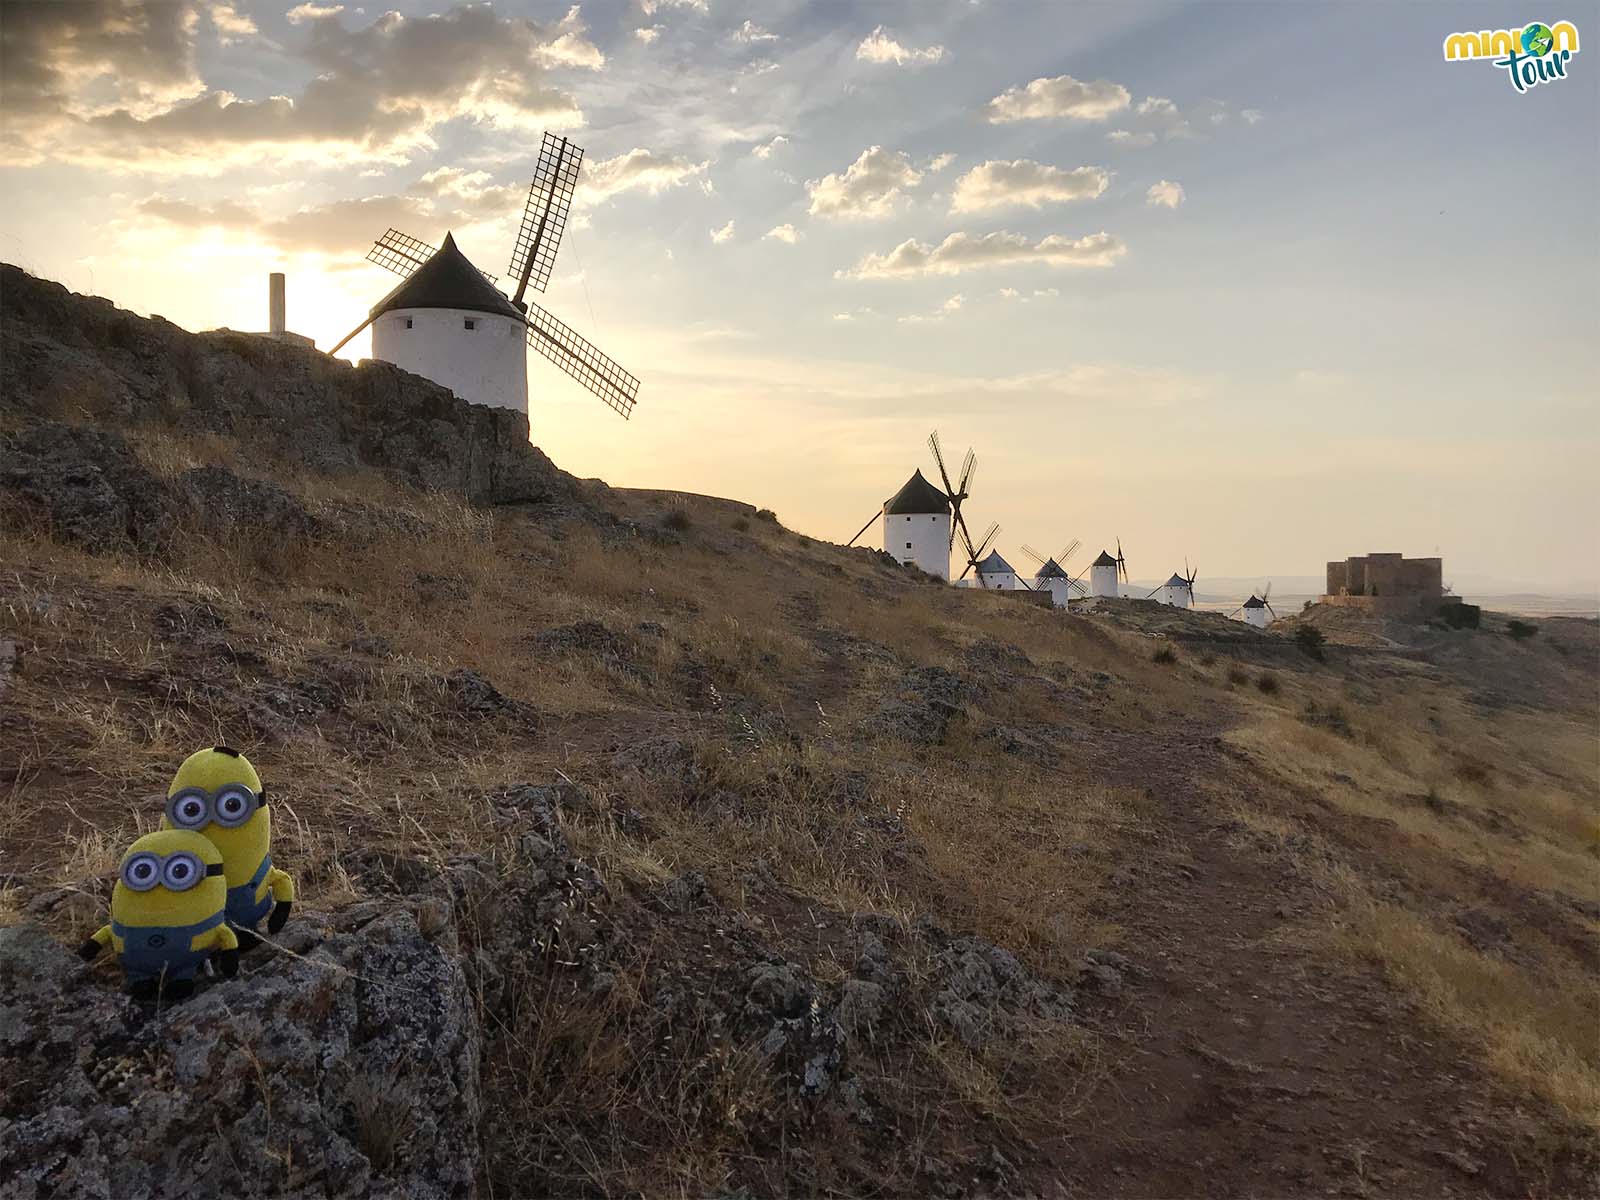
top-left (2, 1), bottom-right (1597, 594)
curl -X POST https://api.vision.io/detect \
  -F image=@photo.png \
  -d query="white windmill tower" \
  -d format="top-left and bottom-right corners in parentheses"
top-left (845, 430), bottom-right (980, 584)
top-left (1231, 583), bottom-right (1277, 628)
top-left (1021, 541), bottom-right (1085, 608)
top-left (1147, 561), bottom-right (1198, 608)
top-left (879, 469), bottom-right (952, 578)
top-left (330, 133), bottom-right (639, 426)
top-left (970, 547), bottom-right (1020, 590)
top-left (1089, 540), bottom-right (1128, 598)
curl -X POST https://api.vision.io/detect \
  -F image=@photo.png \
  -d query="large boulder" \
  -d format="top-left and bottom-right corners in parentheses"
top-left (0, 909), bottom-right (481, 1199)
top-left (0, 424), bottom-right (171, 552)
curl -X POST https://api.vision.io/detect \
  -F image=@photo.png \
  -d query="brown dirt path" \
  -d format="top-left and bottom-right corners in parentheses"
top-left (1049, 720), bottom-right (1596, 1199)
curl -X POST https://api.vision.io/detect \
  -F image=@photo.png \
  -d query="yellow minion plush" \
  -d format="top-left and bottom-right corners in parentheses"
top-left (161, 746), bottom-right (294, 948)
top-left (79, 829), bottom-right (239, 997)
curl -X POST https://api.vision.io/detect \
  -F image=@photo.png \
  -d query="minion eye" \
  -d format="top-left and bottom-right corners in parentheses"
top-left (170, 790), bottom-right (210, 829)
top-left (122, 853), bottom-right (160, 892)
top-left (162, 853), bottom-right (202, 891)
top-left (214, 787), bottom-right (252, 826)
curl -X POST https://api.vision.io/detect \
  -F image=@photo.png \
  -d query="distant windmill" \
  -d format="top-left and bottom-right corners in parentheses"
top-left (846, 430), bottom-right (981, 583)
top-left (1148, 560), bottom-right (1199, 608)
top-left (1089, 539), bottom-right (1129, 598)
top-left (1230, 581), bottom-right (1278, 628)
top-left (330, 131), bottom-right (639, 423)
top-left (1022, 541), bottom-right (1085, 608)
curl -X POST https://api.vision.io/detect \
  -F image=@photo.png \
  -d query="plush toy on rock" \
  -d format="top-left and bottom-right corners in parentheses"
top-left (79, 830), bottom-right (239, 1000)
top-left (162, 745), bottom-right (295, 950)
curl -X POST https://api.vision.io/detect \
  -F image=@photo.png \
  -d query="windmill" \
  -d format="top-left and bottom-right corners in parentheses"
top-left (1089, 539), bottom-right (1129, 598)
top-left (1230, 581), bottom-right (1277, 628)
top-left (844, 430), bottom-right (981, 583)
top-left (1022, 541), bottom-right (1085, 607)
top-left (1147, 559), bottom-right (1198, 608)
top-left (329, 131), bottom-right (638, 422)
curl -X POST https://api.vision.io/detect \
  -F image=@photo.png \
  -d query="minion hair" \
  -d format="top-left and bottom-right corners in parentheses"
top-left (213, 745), bottom-right (242, 757)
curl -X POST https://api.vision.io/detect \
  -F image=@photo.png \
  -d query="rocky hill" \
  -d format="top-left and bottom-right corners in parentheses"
top-left (2, 266), bottom-right (1596, 1198)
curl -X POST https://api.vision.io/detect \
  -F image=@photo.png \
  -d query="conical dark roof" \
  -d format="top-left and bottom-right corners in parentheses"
top-left (372, 233), bottom-right (523, 320)
top-left (1092, 550), bottom-right (1117, 567)
top-left (884, 469), bottom-right (951, 515)
top-left (976, 549), bottom-right (1014, 574)
top-left (1164, 573), bottom-right (1188, 587)
top-left (1035, 558), bottom-right (1069, 579)
top-left (1242, 595), bottom-right (1266, 608)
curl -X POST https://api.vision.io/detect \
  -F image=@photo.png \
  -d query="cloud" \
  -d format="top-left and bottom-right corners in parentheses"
top-left (950, 160), bottom-right (1109, 213)
top-left (207, 2), bottom-right (257, 43)
top-left (1146, 179), bottom-right (1185, 209)
top-left (639, 0), bottom-right (707, 13)
top-left (924, 152), bottom-right (956, 173)
top-left (710, 219), bottom-right (736, 244)
top-left (899, 293), bottom-right (966, 324)
top-left (838, 230), bottom-right (1127, 279)
top-left (582, 148), bottom-right (710, 201)
top-left (1106, 96), bottom-right (1264, 146)
top-left (634, 25), bottom-right (662, 44)
top-left (807, 145), bottom-right (923, 219)
top-left (5, 3), bottom-right (601, 171)
top-left (764, 223), bottom-right (799, 244)
top-left (751, 134), bottom-right (789, 159)
top-left (286, 3), bottom-right (344, 24)
top-left (855, 26), bottom-right (945, 66)
top-left (984, 74), bottom-right (1130, 123)
top-left (732, 20), bottom-right (777, 43)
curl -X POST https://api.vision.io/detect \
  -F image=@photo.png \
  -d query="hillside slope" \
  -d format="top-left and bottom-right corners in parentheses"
top-left (2, 269), bottom-right (1596, 1198)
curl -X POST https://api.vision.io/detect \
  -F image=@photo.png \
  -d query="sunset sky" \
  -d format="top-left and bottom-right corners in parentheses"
top-left (3, 1), bottom-right (1596, 593)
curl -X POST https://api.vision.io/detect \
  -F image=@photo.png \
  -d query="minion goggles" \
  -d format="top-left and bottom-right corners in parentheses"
top-left (166, 783), bottom-right (267, 831)
top-left (120, 849), bottom-right (225, 892)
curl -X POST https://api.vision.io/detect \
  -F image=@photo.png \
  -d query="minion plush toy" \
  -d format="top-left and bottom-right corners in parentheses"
top-left (162, 746), bottom-right (294, 949)
top-left (78, 830), bottom-right (239, 999)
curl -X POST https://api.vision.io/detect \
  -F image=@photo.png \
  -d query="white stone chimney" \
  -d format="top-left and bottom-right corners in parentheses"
top-left (269, 272), bottom-right (286, 335)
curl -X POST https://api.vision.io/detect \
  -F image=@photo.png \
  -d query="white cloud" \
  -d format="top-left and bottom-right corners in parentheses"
top-left (634, 25), bottom-right (661, 43)
top-left (856, 26), bottom-right (945, 66)
top-left (1146, 179), bottom-right (1185, 209)
top-left (285, 3), bottom-right (342, 24)
top-left (1107, 97), bottom-right (1265, 146)
top-left (710, 219), bottom-right (736, 244)
top-left (207, 2), bottom-right (257, 43)
top-left (764, 223), bottom-right (799, 244)
top-left (751, 134), bottom-right (788, 159)
top-left (950, 160), bottom-right (1109, 214)
top-left (640, 0), bottom-right (707, 12)
top-left (899, 293), bottom-right (969, 325)
top-left (807, 145), bottom-right (923, 219)
top-left (838, 230), bottom-right (1128, 279)
top-left (1242, 108), bottom-right (1264, 124)
top-left (984, 74), bottom-right (1130, 123)
top-left (1105, 130), bottom-right (1157, 147)
top-left (583, 148), bottom-right (710, 201)
top-left (924, 152), bottom-right (956, 173)
top-left (833, 312), bottom-right (855, 321)
top-left (732, 20), bottom-right (777, 43)
top-left (6, 3), bottom-right (603, 171)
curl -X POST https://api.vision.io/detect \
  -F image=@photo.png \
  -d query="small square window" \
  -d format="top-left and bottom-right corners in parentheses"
top-left (404, 318), bottom-right (413, 329)
top-left (906, 542), bottom-right (913, 550)
top-left (464, 318), bottom-right (476, 330)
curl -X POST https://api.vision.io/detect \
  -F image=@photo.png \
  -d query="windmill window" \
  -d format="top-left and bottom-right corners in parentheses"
top-left (906, 542), bottom-right (913, 550)
top-left (404, 318), bottom-right (413, 329)
top-left (463, 318), bottom-right (477, 331)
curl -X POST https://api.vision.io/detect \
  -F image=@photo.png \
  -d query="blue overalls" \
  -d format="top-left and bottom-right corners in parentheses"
top-left (227, 855), bottom-right (275, 931)
top-left (112, 912), bottom-right (226, 982)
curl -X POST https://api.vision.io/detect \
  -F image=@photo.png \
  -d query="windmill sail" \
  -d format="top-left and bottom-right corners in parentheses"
top-left (510, 132), bottom-right (583, 303)
top-left (368, 229), bottom-right (498, 284)
top-left (523, 299), bottom-right (639, 420)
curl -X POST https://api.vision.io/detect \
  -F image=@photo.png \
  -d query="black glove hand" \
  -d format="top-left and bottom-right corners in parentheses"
top-left (268, 900), bottom-right (291, 934)
top-left (77, 938), bottom-right (102, 962)
top-left (217, 947), bottom-right (240, 978)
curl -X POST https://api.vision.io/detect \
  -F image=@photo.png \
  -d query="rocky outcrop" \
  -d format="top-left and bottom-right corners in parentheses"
top-left (0, 264), bottom-right (580, 508)
top-left (0, 911), bottom-right (480, 1199)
